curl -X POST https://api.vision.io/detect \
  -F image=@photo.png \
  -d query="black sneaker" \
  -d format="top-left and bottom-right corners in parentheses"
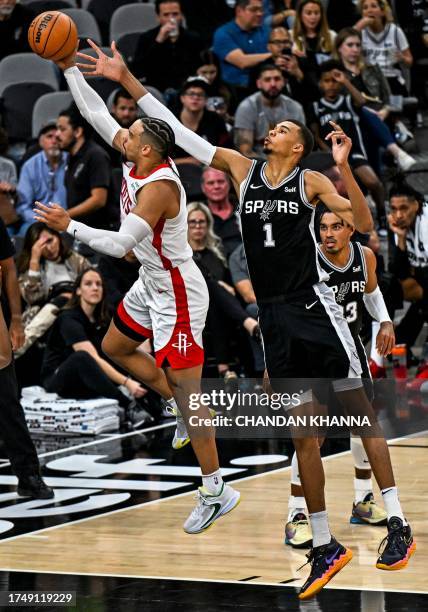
top-left (298, 537), bottom-right (353, 600)
top-left (17, 475), bottom-right (54, 500)
top-left (126, 400), bottom-right (155, 429)
top-left (376, 516), bottom-right (416, 570)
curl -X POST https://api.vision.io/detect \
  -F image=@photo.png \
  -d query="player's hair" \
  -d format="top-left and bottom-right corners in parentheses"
top-left (256, 63), bottom-right (283, 80)
top-left (59, 103), bottom-right (92, 139)
top-left (357, 0), bottom-right (393, 25)
top-left (319, 207), bottom-right (353, 229)
top-left (286, 119), bottom-right (314, 158)
top-left (293, 0), bottom-right (334, 54)
top-left (16, 222), bottom-right (72, 274)
top-left (187, 202), bottom-right (227, 264)
top-left (318, 59), bottom-right (345, 78)
top-left (139, 117), bottom-right (175, 159)
top-left (64, 268), bottom-right (110, 327)
top-left (155, 0), bottom-right (181, 14)
top-left (389, 182), bottom-right (424, 208)
top-left (112, 88), bottom-right (135, 106)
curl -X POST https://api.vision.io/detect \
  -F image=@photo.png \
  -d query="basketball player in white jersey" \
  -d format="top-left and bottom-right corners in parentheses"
top-left (33, 49), bottom-right (240, 535)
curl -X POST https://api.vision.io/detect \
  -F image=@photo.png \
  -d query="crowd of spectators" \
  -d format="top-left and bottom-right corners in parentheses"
top-left (0, 0), bottom-right (428, 425)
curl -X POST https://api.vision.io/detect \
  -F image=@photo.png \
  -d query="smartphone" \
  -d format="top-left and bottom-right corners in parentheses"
top-left (281, 48), bottom-right (293, 57)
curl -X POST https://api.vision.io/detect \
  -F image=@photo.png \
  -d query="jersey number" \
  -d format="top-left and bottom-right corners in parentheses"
top-left (345, 301), bottom-right (358, 323)
top-left (263, 223), bottom-right (276, 248)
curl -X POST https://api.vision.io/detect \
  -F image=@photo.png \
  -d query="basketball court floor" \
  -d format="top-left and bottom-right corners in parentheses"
top-left (0, 417), bottom-right (425, 611)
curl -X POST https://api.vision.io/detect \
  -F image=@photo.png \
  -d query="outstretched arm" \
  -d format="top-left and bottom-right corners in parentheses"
top-left (53, 45), bottom-right (125, 150)
top-left (77, 41), bottom-right (252, 187)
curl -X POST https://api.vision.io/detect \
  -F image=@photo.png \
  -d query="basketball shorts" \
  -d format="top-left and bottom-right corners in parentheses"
top-left (258, 282), bottom-right (363, 399)
top-left (114, 259), bottom-right (209, 369)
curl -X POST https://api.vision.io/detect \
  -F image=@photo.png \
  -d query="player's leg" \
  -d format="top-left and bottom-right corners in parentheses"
top-left (285, 450), bottom-right (312, 548)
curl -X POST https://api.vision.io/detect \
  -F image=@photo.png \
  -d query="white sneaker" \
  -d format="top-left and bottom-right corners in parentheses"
top-left (396, 149), bottom-right (416, 172)
top-left (183, 483), bottom-right (240, 534)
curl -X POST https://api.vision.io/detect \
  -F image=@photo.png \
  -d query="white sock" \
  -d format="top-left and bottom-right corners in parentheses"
top-left (291, 451), bottom-right (301, 486)
top-left (370, 322), bottom-right (383, 366)
top-left (381, 486), bottom-right (406, 524)
top-left (288, 495), bottom-right (307, 521)
top-left (354, 478), bottom-right (373, 503)
top-left (309, 510), bottom-right (331, 548)
top-left (202, 469), bottom-right (223, 495)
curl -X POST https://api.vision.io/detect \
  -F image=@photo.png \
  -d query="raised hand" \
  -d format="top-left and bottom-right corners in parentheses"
top-left (76, 39), bottom-right (127, 82)
top-left (326, 121), bottom-right (352, 167)
top-left (34, 202), bottom-right (71, 232)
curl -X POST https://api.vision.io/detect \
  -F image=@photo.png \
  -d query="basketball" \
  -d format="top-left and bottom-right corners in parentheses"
top-left (28, 11), bottom-right (78, 62)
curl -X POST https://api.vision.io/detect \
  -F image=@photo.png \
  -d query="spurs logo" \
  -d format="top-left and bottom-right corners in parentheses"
top-left (172, 331), bottom-right (192, 356)
top-left (260, 200), bottom-right (278, 221)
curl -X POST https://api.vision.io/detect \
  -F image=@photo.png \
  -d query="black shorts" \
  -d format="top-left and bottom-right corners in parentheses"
top-left (258, 282), bottom-right (362, 392)
top-left (349, 151), bottom-right (370, 171)
top-left (354, 334), bottom-right (374, 402)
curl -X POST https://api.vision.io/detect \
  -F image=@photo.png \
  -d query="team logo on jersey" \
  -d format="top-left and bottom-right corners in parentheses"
top-left (172, 332), bottom-right (192, 356)
top-left (335, 281), bottom-right (350, 304)
top-left (260, 200), bottom-right (278, 221)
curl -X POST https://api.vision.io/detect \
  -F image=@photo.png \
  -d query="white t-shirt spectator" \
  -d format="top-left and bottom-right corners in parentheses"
top-left (361, 23), bottom-right (409, 79)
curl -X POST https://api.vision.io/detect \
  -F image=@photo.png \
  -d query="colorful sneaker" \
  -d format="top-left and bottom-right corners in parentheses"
top-left (285, 513), bottom-right (312, 548)
top-left (350, 493), bottom-right (388, 526)
top-left (166, 404), bottom-right (217, 450)
top-left (376, 517), bottom-right (416, 570)
top-left (183, 483), bottom-right (240, 534)
top-left (298, 537), bottom-right (353, 600)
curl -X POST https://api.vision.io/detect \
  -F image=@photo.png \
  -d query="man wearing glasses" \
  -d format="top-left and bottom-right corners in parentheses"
top-left (213, 0), bottom-right (271, 100)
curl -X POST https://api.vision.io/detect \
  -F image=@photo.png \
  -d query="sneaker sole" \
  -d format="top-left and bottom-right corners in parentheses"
top-left (172, 437), bottom-right (191, 450)
top-left (298, 548), bottom-right (353, 601)
top-left (184, 491), bottom-right (241, 534)
top-left (17, 489), bottom-right (54, 499)
top-left (376, 541), bottom-right (416, 571)
top-left (284, 536), bottom-right (312, 549)
top-left (350, 515), bottom-right (388, 526)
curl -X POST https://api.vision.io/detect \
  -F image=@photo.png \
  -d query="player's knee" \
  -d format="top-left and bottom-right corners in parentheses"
top-left (293, 436), bottom-right (319, 455)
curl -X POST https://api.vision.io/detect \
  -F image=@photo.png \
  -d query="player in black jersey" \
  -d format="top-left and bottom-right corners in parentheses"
top-left (286, 211), bottom-right (395, 549)
top-left (79, 45), bottom-right (416, 599)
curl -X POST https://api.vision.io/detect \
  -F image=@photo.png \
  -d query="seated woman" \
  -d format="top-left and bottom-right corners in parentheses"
top-left (16, 222), bottom-right (90, 357)
top-left (41, 268), bottom-right (151, 426)
top-left (187, 202), bottom-right (260, 379)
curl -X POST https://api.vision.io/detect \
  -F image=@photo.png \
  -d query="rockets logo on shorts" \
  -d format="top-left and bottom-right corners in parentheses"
top-left (172, 331), bottom-right (192, 357)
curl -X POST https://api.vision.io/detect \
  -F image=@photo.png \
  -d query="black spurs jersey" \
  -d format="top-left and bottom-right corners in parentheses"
top-left (312, 95), bottom-right (367, 158)
top-left (318, 241), bottom-right (367, 337)
top-left (239, 160), bottom-right (328, 300)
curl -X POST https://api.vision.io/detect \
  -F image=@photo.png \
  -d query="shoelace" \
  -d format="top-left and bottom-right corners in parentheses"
top-left (296, 547), bottom-right (322, 572)
top-left (190, 490), bottom-right (208, 519)
top-left (377, 524), bottom-right (403, 555)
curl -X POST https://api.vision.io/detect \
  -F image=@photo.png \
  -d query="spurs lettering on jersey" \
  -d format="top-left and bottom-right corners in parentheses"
top-left (330, 280), bottom-right (366, 304)
top-left (244, 199), bottom-right (299, 217)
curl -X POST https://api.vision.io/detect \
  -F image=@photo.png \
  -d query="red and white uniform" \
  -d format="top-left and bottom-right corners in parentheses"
top-left (115, 160), bottom-right (209, 369)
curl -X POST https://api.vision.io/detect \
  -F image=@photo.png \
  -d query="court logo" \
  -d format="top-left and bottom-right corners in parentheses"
top-left (173, 331), bottom-right (192, 356)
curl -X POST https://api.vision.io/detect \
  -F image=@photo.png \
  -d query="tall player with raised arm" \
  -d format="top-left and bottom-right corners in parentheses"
top-left (71, 40), bottom-right (414, 600)
top-left (33, 46), bottom-right (240, 536)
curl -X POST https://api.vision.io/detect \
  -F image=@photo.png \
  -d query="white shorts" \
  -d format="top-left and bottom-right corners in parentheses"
top-left (114, 259), bottom-right (209, 369)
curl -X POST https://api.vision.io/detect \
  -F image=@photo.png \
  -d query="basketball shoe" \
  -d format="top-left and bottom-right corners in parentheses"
top-left (298, 537), bottom-right (353, 600)
top-left (376, 517), bottom-right (416, 570)
top-left (164, 401), bottom-right (216, 450)
top-left (285, 513), bottom-right (312, 548)
top-left (183, 483), bottom-right (240, 534)
top-left (350, 493), bottom-right (387, 526)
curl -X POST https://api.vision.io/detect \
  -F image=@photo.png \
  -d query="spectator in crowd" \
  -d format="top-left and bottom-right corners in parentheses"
top-left (201, 167), bottom-right (242, 258)
top-left (335, 27), bottom-right (416, 172)
top-left (97, 251), bottom-right (140, 310)
top-left (0, 127), bottom-right (18, 231)
top-left (309, 59), bottom-right (386, 232)
top-left (263, 0), bottom-right (297, 28)
top-left (355, 0), bottom-right (413, 96)
top-left (291, 0), bottom-right (336, 85)
top-left (171, 77), bottom-right (231, 165)
top-left (229, 242), bottom-right (264, 374)
top-left (387, 183), bottom-right (428, 358)
top-left (213, 0), bottom-right (271, 99)
top-left (263, 26), bottom-right (319, 110)
top-left (96, 89), bottom-right (138, 169)
top-left (234, 63), bottom-right (305, 158)
top-left (0, 0), bottom-right (34, 61)
top-left (180, 0), bottom-right (233, 45)
top-left (0, 286), bottom-right (53, 499)
top-left (132, 0), bottom-right (203, 93)
top-left (197, 50), bottom-right (234, 111)
top-left (15, 123), bottom-right (68, 237)
top-left (16, 223), bottom-right (90, 357)
top-left (188, 202), bottom-right (260, 379)
top-left (56, 105), bottom-right (115, 230)
top-left (0, 216), bottom-right (24, 350)
top-left (41, 268), bottom-right (151, 424)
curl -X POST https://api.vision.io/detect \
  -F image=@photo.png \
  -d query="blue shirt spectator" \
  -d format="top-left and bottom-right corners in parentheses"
top-left (213, 0), bottom-right (271, 88)
top-left (17, 123), bottom-right (67, 235)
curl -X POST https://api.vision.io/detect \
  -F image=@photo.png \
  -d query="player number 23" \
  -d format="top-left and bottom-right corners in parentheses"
top-left (263, 223), bottom-right (276, 248)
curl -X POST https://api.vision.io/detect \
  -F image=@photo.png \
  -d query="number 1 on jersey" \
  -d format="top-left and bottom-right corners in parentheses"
top-left (263, 223), bottom-right (276, 247)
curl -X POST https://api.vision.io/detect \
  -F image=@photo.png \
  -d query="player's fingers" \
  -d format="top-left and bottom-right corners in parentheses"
top-left (86, 38), bottom-right (103, 55)
top-left (329, 120), bottom-right (343, 131)
top-left (76, 63), bottom-right (97, 73)
top-left (325, 131), bottom-right (335, 140)
top-left (76, 52), bottom-right (97, 63)
top-left (111, 40), bottom-right (119, 55)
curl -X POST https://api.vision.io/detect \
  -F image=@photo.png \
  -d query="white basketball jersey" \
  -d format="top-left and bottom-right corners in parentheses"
top-left (120, 160), bottom-right (193, 273)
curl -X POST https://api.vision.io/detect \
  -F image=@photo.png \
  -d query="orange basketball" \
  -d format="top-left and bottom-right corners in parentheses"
top-left (28, 11), bottom-right (78, 62)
